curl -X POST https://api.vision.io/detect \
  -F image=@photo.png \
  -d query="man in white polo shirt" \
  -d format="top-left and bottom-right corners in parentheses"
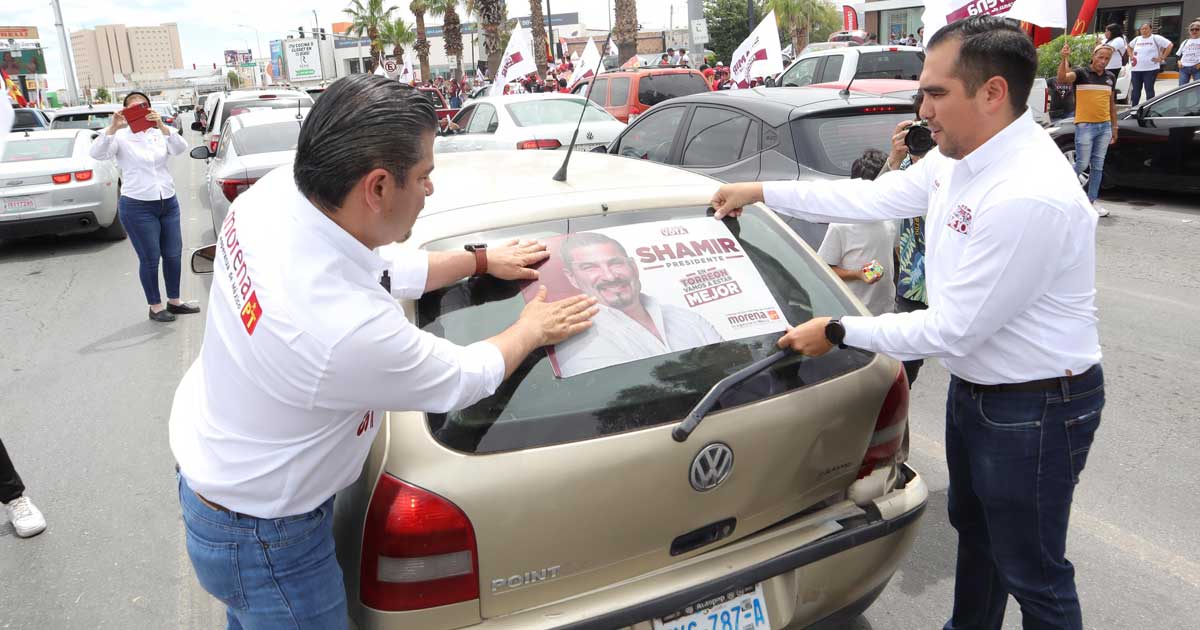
top-left (169, 75), bottom-right (597, 629)
top-left (712, 17), bottom-right (1104, 630)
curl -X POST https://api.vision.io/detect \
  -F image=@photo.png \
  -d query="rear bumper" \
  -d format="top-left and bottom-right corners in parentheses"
top-left (0, 210), bottom-right (104, 239)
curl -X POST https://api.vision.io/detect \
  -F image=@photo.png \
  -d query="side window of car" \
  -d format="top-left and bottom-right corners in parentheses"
top-left (1147, 85), bottom-right (1200, 117)
top-left (215, 124), bottom-right (233, 160)
top-left (617, 106), bottom-right (685, 163)
top-left (741, 120), bottom-right (762, 159)
top-left (780, 58), bottom-right (821, 87)
top-left (589, 78), bottom-right (609, 105)
top-left (819, 55), bottom-right (844, 83)
top-left (467, 104), bottom-right (498, 133)
top-left (609, 77), bottom-right (631, 107)
top-left (452, 106), bottom-right (475, 129)
top-left (572, 80), bottom-right (589, 95)
top-left (681, 107), bottom-right (753, 167)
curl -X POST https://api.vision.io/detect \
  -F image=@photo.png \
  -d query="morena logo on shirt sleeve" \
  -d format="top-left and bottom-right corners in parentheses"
top-left (219, 211), bottom-right (266, 336)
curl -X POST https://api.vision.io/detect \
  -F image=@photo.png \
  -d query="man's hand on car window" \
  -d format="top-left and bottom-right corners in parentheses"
top-left (777, 316), bottom-right (834, 357)
top-left (711, 182), bottom-right (765, 219)
top-left (519, 286), bottom-right (598, 346)
top-left (488, 239), bottom-right (550, 281)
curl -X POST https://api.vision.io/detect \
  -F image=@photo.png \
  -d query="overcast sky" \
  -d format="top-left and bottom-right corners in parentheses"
top-left (8, 0), bottom-right (701, 91)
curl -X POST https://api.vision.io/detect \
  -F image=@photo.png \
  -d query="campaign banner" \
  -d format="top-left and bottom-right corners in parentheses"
top-left (843, 5), bottom-right (859, 31)
top-left (489, 28), bottom-right (536, 96)
top-left (522, 218), bottom-right (787, 378)
top-left (729, 10), bottom-right (785, 89)
top-left (284, 39), bottom-right (322, 81)
top-left (923, 0), bottom-right (1065, 45)
top-left (568, 37), bottom-right (602, 89)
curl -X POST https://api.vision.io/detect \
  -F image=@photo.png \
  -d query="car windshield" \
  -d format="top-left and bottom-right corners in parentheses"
top-left (417, 206), bottom-right (870, 454)
top-left (220, 97), bottom-right (311, 123)
top-left (2, 138), bottom-right (75, 162)
top-left (232, 121), bottom-right (302, 155)
top-left (13, 111), bottom-right (44, 129)
top-left (51, 112), bottom-right (114, 130)
top-left (855, 51), bottom-right (924, 80)
top-left (792, 111), bottom-right (913, 176)
top-left (505, 99), bottom-right (613, 126)
top-left (637, 73), bottom-right (710, 106)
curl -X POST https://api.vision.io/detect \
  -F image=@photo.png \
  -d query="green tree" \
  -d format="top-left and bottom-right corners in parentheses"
top-left (411, 0), bottom-right (432, 82)
top-left (770, 0), bottom-right (837, 54)
top-left (468, 0), bottom-right (505, 78)
top-left (344, 0), bottom-right (399, 73)
top-left (381, 16), bottom-right (416, 63)
top-left (614, 0), bottom-right (639, 64)
top-left (429, 0), bottom-right (465, 80)
top-left (226, 70), bottom-right (240, 88)
top-left (704, 0), bottom-right (759, 65)
top-left (1037, 34), bottom-right (1104, 78)
top-left (95, 87), bottom-right (111, 102)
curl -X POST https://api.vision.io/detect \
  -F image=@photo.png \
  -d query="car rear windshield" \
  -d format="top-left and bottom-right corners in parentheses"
top-left (232, 122), bottom-right (302, 155)
top-left (855, 51), bottom-right (924, 80)
top-left (417, 206), bottom-right (872, 454)
top-left (220, 98), bottom-right (311, 124)
top-left (51, 112), bottom-right (114, 130)
top-left (13, 110), bottom-right (44, 129)
top-left (792, 111), bottom-right (913, 176)
top-left (2, 138), bottom-right (75, 162)
top-left (506, 99), bottom-right (613, 126)
top-left (637, 73), bottom-right (710, 107)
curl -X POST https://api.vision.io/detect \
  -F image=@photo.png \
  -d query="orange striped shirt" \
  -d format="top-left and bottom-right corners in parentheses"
top-left (1071, 66), bottom-right (1115, 124)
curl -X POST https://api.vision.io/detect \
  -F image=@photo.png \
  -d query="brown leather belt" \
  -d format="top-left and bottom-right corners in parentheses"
top-left (964, 365), bottom-right (1098, 394)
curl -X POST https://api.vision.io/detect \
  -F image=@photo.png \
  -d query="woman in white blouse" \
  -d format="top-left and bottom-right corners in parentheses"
top-left (90, 91), bottom-right (199, 322)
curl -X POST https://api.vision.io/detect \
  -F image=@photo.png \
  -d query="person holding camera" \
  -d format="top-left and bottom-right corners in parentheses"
top-left (1059, 43), bottom-right (1118, 216)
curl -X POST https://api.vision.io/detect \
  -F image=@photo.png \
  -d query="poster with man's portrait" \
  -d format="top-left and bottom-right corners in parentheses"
top-left (522, 217), bottom-right (787, 378)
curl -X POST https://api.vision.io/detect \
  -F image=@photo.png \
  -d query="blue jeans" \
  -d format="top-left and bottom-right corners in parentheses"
top-left (1130, 69), bottom-right (1159, 105)
top-left (1073, 122), bottom-right (1111, 202)
top-left (119, 195), bottom-right (182, 305)
top-left (1181, 64), bottom-right (1200, 86)
top-left (178, 476), bottom-right (348, 629)
top-left (943, 366), bottom-right (1104, 630)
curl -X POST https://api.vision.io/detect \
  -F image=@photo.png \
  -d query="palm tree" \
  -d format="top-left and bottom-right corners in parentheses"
top-left (411, 0), bottom-right (432, 82)
top-left (344, 0), bottom-right (398, 73)
top-left (428, 0), bottom-right (464, 80)
top-left (614, 0), bottom-right (638, 63)
top-left (770, 0), bottom-right (832, 55)
top-left (527, 0), bottom-right (550, 77)
top-left (381, 16), bottom-right (416, 64)
top-left (468, 0), bottom-right (505, 79)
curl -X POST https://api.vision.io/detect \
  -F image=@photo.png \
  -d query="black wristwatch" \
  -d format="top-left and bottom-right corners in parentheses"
top-left (824, 319), bottom-right (848, 350)
top-left (464, 243), bottom-right (488, 276)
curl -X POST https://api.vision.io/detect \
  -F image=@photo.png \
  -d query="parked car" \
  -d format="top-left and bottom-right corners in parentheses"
top-left (305, 86), bottom-right (327, 102)
top-left (419, 87), bottom-right (460, 125)
top-left (151, 102), bottom-right (183, 132)
top-left (572, 67), bottom-right (712, 123)
top-left (604, 86), bottom-right (915, 248)
top-left (192, 88), bottom-right (313, 155)
top-left (0, 129), bottom-right (124, 240)
top-left (190, 108), bottom-right (308, 233)
top-left (48, 104), bottom-right (122, 131)
top-left (435, 93), bottom-right (625, 154)
top-left (325, 148), bottom-right (927, 630)
top-left (465, 83), bottom-right (492, 102)
top-left (1048, 79), bottom-right (1200, 194)
top-left (12, 108), bottom-right (51, 132)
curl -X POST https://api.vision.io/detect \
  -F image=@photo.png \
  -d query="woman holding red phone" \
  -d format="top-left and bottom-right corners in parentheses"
top-left (90, 91), bottom-right (198, 322)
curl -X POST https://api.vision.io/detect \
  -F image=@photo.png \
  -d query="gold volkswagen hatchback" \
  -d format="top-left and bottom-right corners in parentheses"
top-left (332, 149), bottom-right (928, 630)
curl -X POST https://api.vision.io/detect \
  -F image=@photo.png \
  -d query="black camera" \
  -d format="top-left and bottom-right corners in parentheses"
top-left (904, 121), bottom-right (936, 156)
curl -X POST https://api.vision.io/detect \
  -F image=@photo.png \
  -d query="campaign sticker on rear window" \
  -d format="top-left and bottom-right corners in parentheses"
top-left (522, 217), bottom-right (786, 378)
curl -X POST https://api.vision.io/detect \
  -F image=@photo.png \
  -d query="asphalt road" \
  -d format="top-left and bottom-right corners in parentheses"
top-left (1, 114), bottom-right (1198, 630)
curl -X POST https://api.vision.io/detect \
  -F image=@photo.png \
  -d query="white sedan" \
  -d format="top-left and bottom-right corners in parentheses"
top-left (434, 93), bottom-right (625, 154)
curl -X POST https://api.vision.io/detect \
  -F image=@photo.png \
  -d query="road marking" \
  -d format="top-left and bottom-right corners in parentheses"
top-left (908, 430), bottom-right (1200, 590)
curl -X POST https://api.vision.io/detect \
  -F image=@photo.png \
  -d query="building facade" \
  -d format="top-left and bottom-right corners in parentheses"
top-left (70, 23), bottom-right (184, 90)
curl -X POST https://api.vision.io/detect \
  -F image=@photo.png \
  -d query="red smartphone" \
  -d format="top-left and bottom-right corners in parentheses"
top-left (122, 103), bottom-right (155, 133)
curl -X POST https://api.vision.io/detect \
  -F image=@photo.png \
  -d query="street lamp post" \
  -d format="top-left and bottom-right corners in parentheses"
top-left (235, 24), bottom-right (264, 86)
top-left (50, 0), bottom-right (81, 105)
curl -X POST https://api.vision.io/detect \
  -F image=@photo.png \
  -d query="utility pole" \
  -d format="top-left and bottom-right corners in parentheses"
top-left (50, 0), bottom-right (80, 105)
top-left (545, 0), bottom-right (557, 62)
top-left (747, 0), bottom-right (755, 32)
top-left (313, 10), bottom-right (325, 81)
top-left (687, 0), bottom-right (703, 64)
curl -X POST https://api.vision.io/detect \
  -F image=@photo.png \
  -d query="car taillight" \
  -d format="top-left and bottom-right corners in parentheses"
top-left (209, 135), bottom-right (219, 153)
top-left (73, 170), bottom-right (93, 182)
top-left (516, 139), bottom-right (562, 150)
top-left (51, 173), bottom-right (71, 184)
top-left (360, 474), bottom-right (479, 612)
top-left (217, 178), bottom-right (258, 202)
top-left (857, 367), bottom-right (909, 479)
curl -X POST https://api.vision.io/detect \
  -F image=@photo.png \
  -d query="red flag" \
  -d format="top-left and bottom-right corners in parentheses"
top-left (842, 6), bottom-right (859, 31)
top-left (1071, 0), bottom-right (1100, 36)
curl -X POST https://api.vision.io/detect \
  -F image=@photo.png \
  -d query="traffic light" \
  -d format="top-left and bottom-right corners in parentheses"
top-left (299, 26), bottom-right (305, 39)
top-left (319, 28), bottom-right (326, 41)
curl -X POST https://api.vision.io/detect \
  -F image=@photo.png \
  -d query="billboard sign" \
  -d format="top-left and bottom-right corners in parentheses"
top-left (284, 39), bottom-right (322, 81)
top-left (269, 40), bottom-right (283, 79)
top-left (0, 26), bottom-right (39, 39)
top-left (0, 48), bottom-right (47, 75)
top-left (517, 12), bottom-right (578, 29)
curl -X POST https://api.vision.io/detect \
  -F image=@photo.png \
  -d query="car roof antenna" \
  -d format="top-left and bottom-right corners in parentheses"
top-left (553, 32), bottom-right (614, 183)
top-left (840, 72), bottom-right (858, 98)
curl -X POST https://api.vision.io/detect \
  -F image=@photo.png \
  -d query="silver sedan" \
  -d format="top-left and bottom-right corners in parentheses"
top-left (435, 93), bottom-right (626, 154)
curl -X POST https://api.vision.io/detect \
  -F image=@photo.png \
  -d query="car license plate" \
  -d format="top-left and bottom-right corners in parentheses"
top-left (2, 196), bottom-right (36, 213)
top-left (653, 584), bottom-right (771, 630)
top-left (576, 142), bottom-right (605, 151)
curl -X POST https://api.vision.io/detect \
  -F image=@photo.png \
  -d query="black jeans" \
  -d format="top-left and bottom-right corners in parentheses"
top-left (944, 366), bottom-right (1104, 630)
top-left (0, 438), bottom-right (26, 504)
top-left (895, 295), bottom-right (927, 386)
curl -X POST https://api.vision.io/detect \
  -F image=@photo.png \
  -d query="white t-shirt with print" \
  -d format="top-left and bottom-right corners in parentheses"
top-left (1179, 37), bottom-right (1200, 67)
top-left (1104, 36), bottom-right (1127, 70)
top-left (1130, 34), bottom-right (1172, 71)
top-left (818, 221), bottom-right (897, 317)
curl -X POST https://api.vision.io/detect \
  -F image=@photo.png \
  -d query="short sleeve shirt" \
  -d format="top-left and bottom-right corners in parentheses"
top-left (1070, 66), bottom-right (1116, 124)
top-left (817, 221), bottom-right (897, 316)
top-left (1130, 34), bottom-right (1172, 71)
top-left (1105, 37), bottom-right (1127, 70)
top-left (1179, 38), bottom-right (1200, 67)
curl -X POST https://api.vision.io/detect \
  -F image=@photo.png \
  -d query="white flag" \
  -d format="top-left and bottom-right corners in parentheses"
top-left (373, 54), bottom-right (386, 77)
top-left (922, 0), bottom-right (1066, 45)
top-left (729, 10), bottom-right (784, 89)
top-left (399, 57), bottom-right (414, 84)
top-left (569, 38), bottom-right (602, 89)
top-left (490, 28), bottom-right (537, 96)
top-left (607, 39), bottom-right (619, 57)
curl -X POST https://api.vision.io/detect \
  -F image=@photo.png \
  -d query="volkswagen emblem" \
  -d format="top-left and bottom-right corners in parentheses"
top-left (586, 131), bottom-right (594, 140)
top-left (690, 443), bottom-right (734, 491)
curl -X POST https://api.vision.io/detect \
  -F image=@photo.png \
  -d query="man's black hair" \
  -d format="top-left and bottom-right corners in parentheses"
top-left (851, 149), bottom-right (887, 181)
top-left (926, 15), bottom-right (1036, 116)
top-left (293, 74), bottom-right (437, 212)
top-left (123, 91), bottom-right (151, 107)
top-left (1105, 23), bottom-right (1124, 40)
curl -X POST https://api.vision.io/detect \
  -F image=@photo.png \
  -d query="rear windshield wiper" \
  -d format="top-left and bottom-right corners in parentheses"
top-left (672, 349), bottom-right (795, 442)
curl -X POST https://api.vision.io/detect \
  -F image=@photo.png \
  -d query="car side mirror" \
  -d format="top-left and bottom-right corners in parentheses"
top-left (590, 144), bottom-right (608, 153)
top-left (764, 76), bottom-right (777, 88)
top-left (487, 122), bottom-right (499, 133)
top-left (191, 245), bottom-right (217, 274)
top-left (190, 121), bottom-right (205, 132)
top-left (1136, 104), bottom-right (1148, 127)
top-left (189, 146), bottom-right (212, 160)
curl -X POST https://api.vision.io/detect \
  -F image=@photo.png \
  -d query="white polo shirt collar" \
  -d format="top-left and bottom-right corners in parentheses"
top-left (292, 186), bottom-right (389, 281)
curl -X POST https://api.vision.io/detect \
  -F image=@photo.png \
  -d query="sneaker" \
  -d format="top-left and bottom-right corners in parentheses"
top-left (1093, 203), bottom-right (1110, 217)
top-left (5, 496), bottom-right (47, 538)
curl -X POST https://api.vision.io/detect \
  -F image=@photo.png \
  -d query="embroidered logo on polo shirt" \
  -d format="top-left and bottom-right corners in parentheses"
top-left (947, 204), bottom-right (973, 235)
top-left (240, 292), bottom-right (263, 335)
top-left (356, 410), bottom-right (376, 436)
top-left (218, 210), bottom-right (266, 335)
